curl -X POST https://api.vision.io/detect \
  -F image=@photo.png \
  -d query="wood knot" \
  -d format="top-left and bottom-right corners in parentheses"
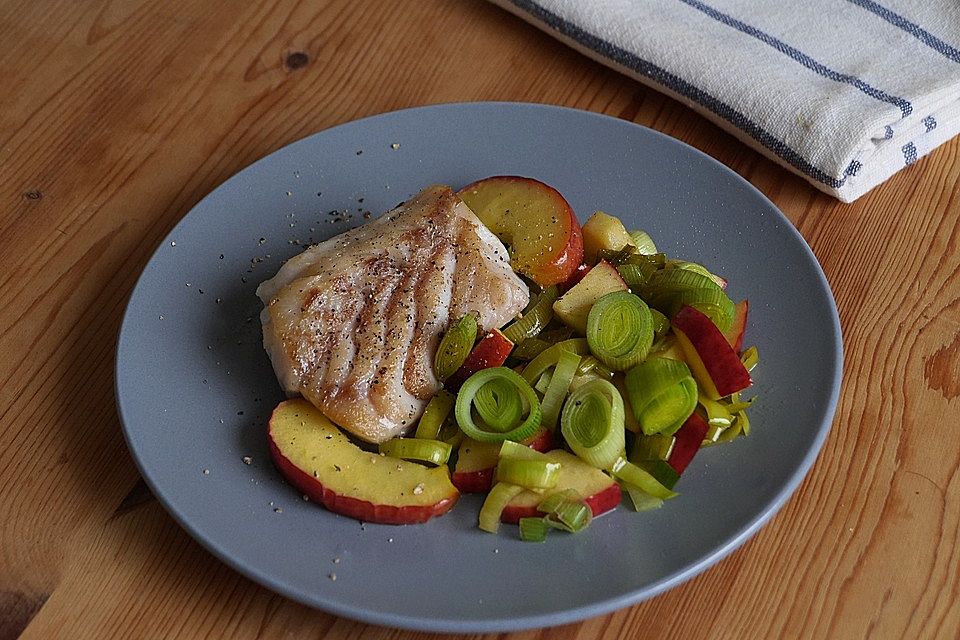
top-left (924, 331), bottom-right (960, 400)
top-left (285, 51), bottom-right (309, 70)
top-left (23, 190), bottom-right (42, 200)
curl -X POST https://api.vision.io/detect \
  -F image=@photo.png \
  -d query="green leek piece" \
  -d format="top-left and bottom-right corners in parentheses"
top-left (624, 357), bottom-right (698, 436)
top-left (495, 458), bottom-right (562, 489)
top-left (503, 286), bottom-right (559, 343)
top-left (455, 368), bottom-right (542, 443)
top-left (414, 391), bottom-right (455, 439)
top-left (479, 482), bottom-right (523, 533)
top-left (539, 326), bottom-right (576, 343)
top-left (498, 439), bottom-right (547, 460)
top-left (741, 345), bottom-right (759, 372)
top-left (701, 423), bottom-right (724, 446)
top-left (609, 456), bottom-right (678, 500)
top-left (632, 433), bottom-right (675, 461)
top-left (669, 287), bottom-right (735, 332)
top-left (586, 291), bottom-right (654, 371)
top-left (629, 230), bottom-right (658, 255)
top-left (617, 264), bottom-right (647, 291)
top-left (667, 259), bottom-right (726, 288)
top-left (644, 267), bottom-right (717, 302)
top-left (560, 378), bottom-right (626, 469)
top-left (736, 408), bottom-right (751, 436)
top-left (650, 308), bottom-right (670, 338)
top-left (379, 437), bottom-right (452, 466)
top-left (642, 269), bottom-right (734, 331)
top-left (723, 392), bottom-right (756, 414)
top-left (623, 253), bottom-right (666, 283)
top-left (624, 484), bottom-right (664, 511)
top-left (521, 339), bottom-right (590, 385)
top-left (576, 355), bottom-right (614, 379)
top-left (434, 313), bottom-right (478, 381)
top-left (537, 491), bottom-right (592, 532)
top-left (624, 252), bottom-right (667, 268)
top-left (540, 350), bottom-right (581, 430)
top-left (637, 459), bottom-right (680, 489)
top-left (473, 374), bottom-right (524, 431)
top-left (547, 501), bottom-right (592, 532)
top-left (568, 372), bottom-right (603, 392)
top-left (512, 337), bottom-right (551, 361)
top-left (699, 392), bottom-right (734, 429)
top-left (438, 412), bottom-right (463, 443)
top-left (596, 246), bottom-right (635, 266)
top-left (536, 489), bottom-right (581, 513)
top-left (519, 517), bottom-right (550, 542)
top-left (534, 370), bottom-right (553, 394)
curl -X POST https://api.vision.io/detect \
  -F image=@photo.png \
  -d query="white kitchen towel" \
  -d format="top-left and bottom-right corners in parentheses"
top-left (491, 0), bottom-right (960, 202)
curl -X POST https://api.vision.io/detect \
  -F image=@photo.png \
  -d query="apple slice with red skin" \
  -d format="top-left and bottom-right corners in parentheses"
top-left (269, 399), bottom-right (459, 524)
top-left (500, 450), bottom-right (622, 523)
top-left (672, 305), bottom-right (752, 399)
top-left (560, 263), bottom-right (590, 292)
top-left (724, 300), bottom-right (749, 353)
top-left (668, 412), bottom-right (711, 474)
top-left (457, 176), bottom-right (583, 287)
top-left (445, 328), bottom-right (514, 391)
top-left (451, 428), bottom-right (554, 493)
top-left (552, 260), bottom-right (628, 333)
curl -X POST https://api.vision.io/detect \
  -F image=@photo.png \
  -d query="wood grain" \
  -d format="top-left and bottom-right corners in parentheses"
top-left (1, 0), bottom-right (958, 638)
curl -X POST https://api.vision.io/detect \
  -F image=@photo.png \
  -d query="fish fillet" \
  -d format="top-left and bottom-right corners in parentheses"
top-left (257, 185), bottom-right (529, 443)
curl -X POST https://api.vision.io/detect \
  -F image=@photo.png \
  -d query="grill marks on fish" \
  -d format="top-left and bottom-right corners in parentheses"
top-left (258, 186), bottom-right (528, 443)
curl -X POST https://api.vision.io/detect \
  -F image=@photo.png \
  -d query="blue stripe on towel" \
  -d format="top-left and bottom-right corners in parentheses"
top-left (845, 160), bottom-right (862, 176)
top-left (884, 125), bottom-right (894, 139)
top-left (506, 0), bottom-right (847, 189)
top-left (846, 0), bottom-right (960, 64)
top-left (923, 116), bottom-right (937, 132)
top-left (676, 0), bottom-right (912, 118)
top-left (902, 142), bottom-right (917, 165)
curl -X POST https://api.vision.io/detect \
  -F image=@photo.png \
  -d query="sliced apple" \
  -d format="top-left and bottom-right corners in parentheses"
top-left (268, 399), bottom-right (459, 524)
top-left (672, 305), bottom-right (752, 399)
top-left (581, 211), bottom-right (633, 264)
top-left (445, 328), bottom-right (513, 391)
top-left (457, 176), bottom-right (583, 286)
top-left (668, 412), bottom-right (710, 474)
top-left (724, 300), bottom-right (749, 353)
top-left (552, 260), bottom-right (628, 333)
top-left (560, 263), bottom-right (590, 291)
top-left (500, 450), bottom-right (622, 523)
top-left (451, 428), bottom-right (554, 493)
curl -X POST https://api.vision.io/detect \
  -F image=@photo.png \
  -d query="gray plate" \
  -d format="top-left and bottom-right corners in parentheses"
top-left (116, 103), bottom-right (842, 633)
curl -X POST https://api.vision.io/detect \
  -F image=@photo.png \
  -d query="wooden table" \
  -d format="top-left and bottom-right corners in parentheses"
top-left (2, 1), bottom-right (958, 638)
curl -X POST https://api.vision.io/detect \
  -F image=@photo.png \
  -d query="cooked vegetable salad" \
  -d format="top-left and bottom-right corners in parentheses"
top-left (372, 177), bottom-right (758, 542)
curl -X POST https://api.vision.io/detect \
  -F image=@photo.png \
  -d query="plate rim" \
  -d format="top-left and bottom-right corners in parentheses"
top-left (116, 101), bottom-right (843, 633)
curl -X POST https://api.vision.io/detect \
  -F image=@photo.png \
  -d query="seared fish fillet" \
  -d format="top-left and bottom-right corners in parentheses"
top-left (257, 185), bottom-right (528, 443)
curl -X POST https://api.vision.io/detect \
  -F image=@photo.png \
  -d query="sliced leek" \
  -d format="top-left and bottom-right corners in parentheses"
top-left (519, 517), bottom-right (550, 542)
top-left (502, 286), bottom-right (559, 343)
top-left (521, 338), bottom-right (590, 386)
top-left (455, 368), bottom-right (542, 443)
top-left (629, 230), bottom-right (658, 255)
top-left (560, 378), bottom-right (626, 469)
top-left (586, 291), bottom-right (654, 371)
top-left (479, 482), bottom-right (523, 533)
top-left (414, 391), bottom-right (455, 439)
top-left (379, 438), bottom-right (452, 466)
top-left (495, 458), bottom-right (561, 489)
top-left (624, 357), bottom-right (698, 436)
top-left (741, 345), bottom-right (759, 372)
top-left (540, 350), bottom-right (581, 430)
top-left (609, 456), bottom-right (677, 500)
top-left (434, 313), bottom-right (478, 381)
